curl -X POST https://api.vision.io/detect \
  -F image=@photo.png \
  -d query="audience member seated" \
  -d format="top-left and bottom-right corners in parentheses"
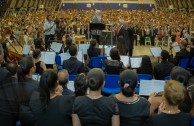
top-left (58, 69), bottom-right (74, 95)
top-left (112, 70), bottom-right (150, 126)
top-left (72, 68), bottom-right (119, 126)
top-left (18, 57), bottom-right (39, 126)
top-left (60, 37), bottom-right (73, 53)
top-left (149, 66), bottom-right (193, 114)
top-left (169, 39), bottom-right (189, 65)
top-left (30, 70), bottom-right (73, 126)
top-left (105, 48), bottom-right (127, 74)
top-left (0, 63), bottom-right (19, 126)
top-left (148, 80), bottom-right (191, 126)
top-left (154, 50), bottom-right (174, 80)
top-left (137, 55), bottom-right (153, 75)
top-left (87, 39), bottom-right (100, 59)
top-left (74, 73), bottom-right (88, 97)
top-left (33, 49), bottom-right (47, 75)
top-left (63, 45), bottom-right (86, 74)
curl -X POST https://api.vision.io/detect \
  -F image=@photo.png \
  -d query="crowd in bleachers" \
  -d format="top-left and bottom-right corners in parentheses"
top-left (0, 9), bottom-right (194, 126)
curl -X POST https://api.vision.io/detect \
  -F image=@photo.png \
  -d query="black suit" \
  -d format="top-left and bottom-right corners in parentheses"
top-left (154, 60), bottom-right (175, 80)
top-left (117, 26), bottom-right (127, 55)
top-left (169, 49), bottom-right (189, 65)
top-left (127, 28), bottom-right (134, 56)
top-left (0, 67), bottom-right (10, 82)
top-left (63, 57), bottom-right (85, 75)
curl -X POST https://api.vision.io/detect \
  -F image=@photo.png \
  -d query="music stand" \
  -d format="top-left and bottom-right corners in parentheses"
top-left (89, 23), bottom-right (106, 55)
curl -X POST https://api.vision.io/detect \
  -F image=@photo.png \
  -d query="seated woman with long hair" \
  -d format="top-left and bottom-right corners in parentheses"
top-left (32, 49), bottom-right (46, 75)
top-left (137, 55), bottom-right (153, 75)
top-left (72, 68), bottom-right (119, 126)
top-left (148, 80), bottom-right (191, 126)
top-left (149, 66), bottom-right (193, 115)
top-left (74, 73), bottom-right (88, 97)
top-left (30, 70), bottom-right (73, 126)
top-left (105, 47), bottom-right (128, 74)
top-left (112, 70), bottom-right (150, 126)
top-left (87, 39), bottom-right (101, 59)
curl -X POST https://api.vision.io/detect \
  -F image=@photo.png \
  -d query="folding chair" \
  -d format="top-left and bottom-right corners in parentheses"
top-left (145, 37), bottom-right (151, 46)
top-left (69, 75), bottom-right (76, 81)
top-left (89, 56), bottom-right (107, 70)
top-left (164, 76), bottom-right (170, 80)
top-left (178, 58), bottom-right (189, 69)
top-left (102, 74), bottom-right (120, 94)
top-left (55, 54), bottom-right (63, 70)
top-left (187, 57), bottom-right (194, 71)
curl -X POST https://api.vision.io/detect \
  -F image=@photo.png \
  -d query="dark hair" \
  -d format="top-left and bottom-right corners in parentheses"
top-left (58, 70), bottom-right (69, 86)
top-left (33, 49), bottom-right (41, 59)
top-left (170, 66), bottom-right (190, 87)
top-left (74, 73), bottom-right (87, 96)
top-left (161, 50), bottom-right (169, 61)
top-left (119, 70), bottom-right (138, 97)
top-left (181, 40), bottom-right (188, 48)
top-left (39, 70), bottom-right (58, 106)
top-left (66, 38), bottom-right (73, 46)
top-left (138, 55), bottom-right (153, 75)
top-left (6, 63), bottom-right (18, 76)
top-left (87, 68), bottom-right (104, 91)
top-left (69, 45), bottom-right (77, 56)
top-left (110, 48), bottom-right (120, 61)
top-left (171, 36), bottom-right (175, 42)
top-left (88, 39), bottom-right (97, 50)
top-left (47, 15), bottom-right (51, 20)
top-left (18, 57), bottom-right (35, 103)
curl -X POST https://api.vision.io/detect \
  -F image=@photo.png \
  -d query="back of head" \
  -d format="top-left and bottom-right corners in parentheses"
top-left (87, 68), bottom-right (104, 91)
top-left (58, 70), bottom-right (69, 86)
top-left (171, 36), bottom-right (175, 42)
top-left (19, 56), bottom-right (34, 75)
top-left (161, 50), bottom-right (169, 61)
top-left (33, 49), bottom-right (41, 59)
top-left (180, 39), bottom-right (188, 49)
top-left (110, 47), bottom-right (120, 61)
top-left (170, 66), bottom-right (190, 87)
top-left (74, 73), bottom-right (87, 96)
top-left (89, 39), bottom-right (97, 49)
top-left (119, 70), bottom-right (138, 97)
top-left (6, 63), bottom-right (18, 76)
top-left (164, 80), bottom-right (185, 106)
top-left (69, 45), bottom-right (77, 56)
top-left (39, 70), bottom-right (58, 104)
top-left (140, 55), bottom-right (153, 74)
top-left (66, 38), bottom-right (73, 46)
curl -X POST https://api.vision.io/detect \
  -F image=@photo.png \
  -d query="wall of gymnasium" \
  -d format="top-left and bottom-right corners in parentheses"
top-left (59, 0), bottom-right (156, 11)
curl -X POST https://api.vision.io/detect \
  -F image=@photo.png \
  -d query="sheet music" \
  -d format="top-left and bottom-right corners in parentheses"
top-left (139, 80), bottom-right (165, 96)
top-left (22, 45), bottom-right (31, 55)
top-left (172, 42), bottom-right (181, 53)
top-left (60, 53), bottom-right (71, 64)
top-left (130, 57), bottom-right (142, 68)
top-left (150, 47), bottom-right (162, 57)
top-left (67, 81), bottom-right (75, 91)
top-left (40, 52), bottom-right (56, 64)
top-left (32, 74), bottom-right (41, 81)
top-left (105, 47), bottom-right (111, 56)
top-left (77, 51), bottom-right (83, 62)
top-left (50, 42), bottom-right (63, 53)
top-left (120, 55), bottom-right (129, 66)
top-left (78, 44), bottom-right (89, 54)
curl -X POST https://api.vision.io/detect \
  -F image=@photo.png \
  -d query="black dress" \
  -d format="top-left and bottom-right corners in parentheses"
top-left (105, 60), bottom-right (124, 74)
top-left (73, 96), bottom-right (118, 126)
top-left (35, 61), bottom-right (43, 75)
top-left (87, 48), bottom-right (101, 59)
top-left (112, 95), bottom-right (150, 126)
top-left (148, 112), bottom-right (191, 126)
top-left (30, 92), bottom-right (73, 126)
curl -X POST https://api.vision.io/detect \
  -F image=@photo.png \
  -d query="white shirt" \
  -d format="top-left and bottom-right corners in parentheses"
top-left (43, 21), bottom-right (56, 35)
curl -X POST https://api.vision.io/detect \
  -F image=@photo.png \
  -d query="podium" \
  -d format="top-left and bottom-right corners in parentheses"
top-left (89, 23), bottom-right (105, 30)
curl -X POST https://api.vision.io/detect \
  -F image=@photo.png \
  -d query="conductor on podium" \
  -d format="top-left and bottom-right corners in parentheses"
top-left (91, 10), bottom-right (102, 44)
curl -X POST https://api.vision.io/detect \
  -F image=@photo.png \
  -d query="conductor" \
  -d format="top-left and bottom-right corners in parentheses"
top-left (43, 15), bottom-right (56, 50)
top-left (91, 10), bottom-right (102, 44)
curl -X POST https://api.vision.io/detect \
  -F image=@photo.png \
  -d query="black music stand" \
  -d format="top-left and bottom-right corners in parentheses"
top-left (89, 23), bottom-right (106, 55)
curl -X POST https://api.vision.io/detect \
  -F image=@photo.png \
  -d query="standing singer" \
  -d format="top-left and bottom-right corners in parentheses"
top-left (43, 15), bottom-right (56, 50)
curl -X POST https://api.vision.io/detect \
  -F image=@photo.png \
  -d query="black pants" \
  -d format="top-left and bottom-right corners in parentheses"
top-left (128, 49), bottom-right (133, 56)
top-left (45, 34), bottom-right (55, 50)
